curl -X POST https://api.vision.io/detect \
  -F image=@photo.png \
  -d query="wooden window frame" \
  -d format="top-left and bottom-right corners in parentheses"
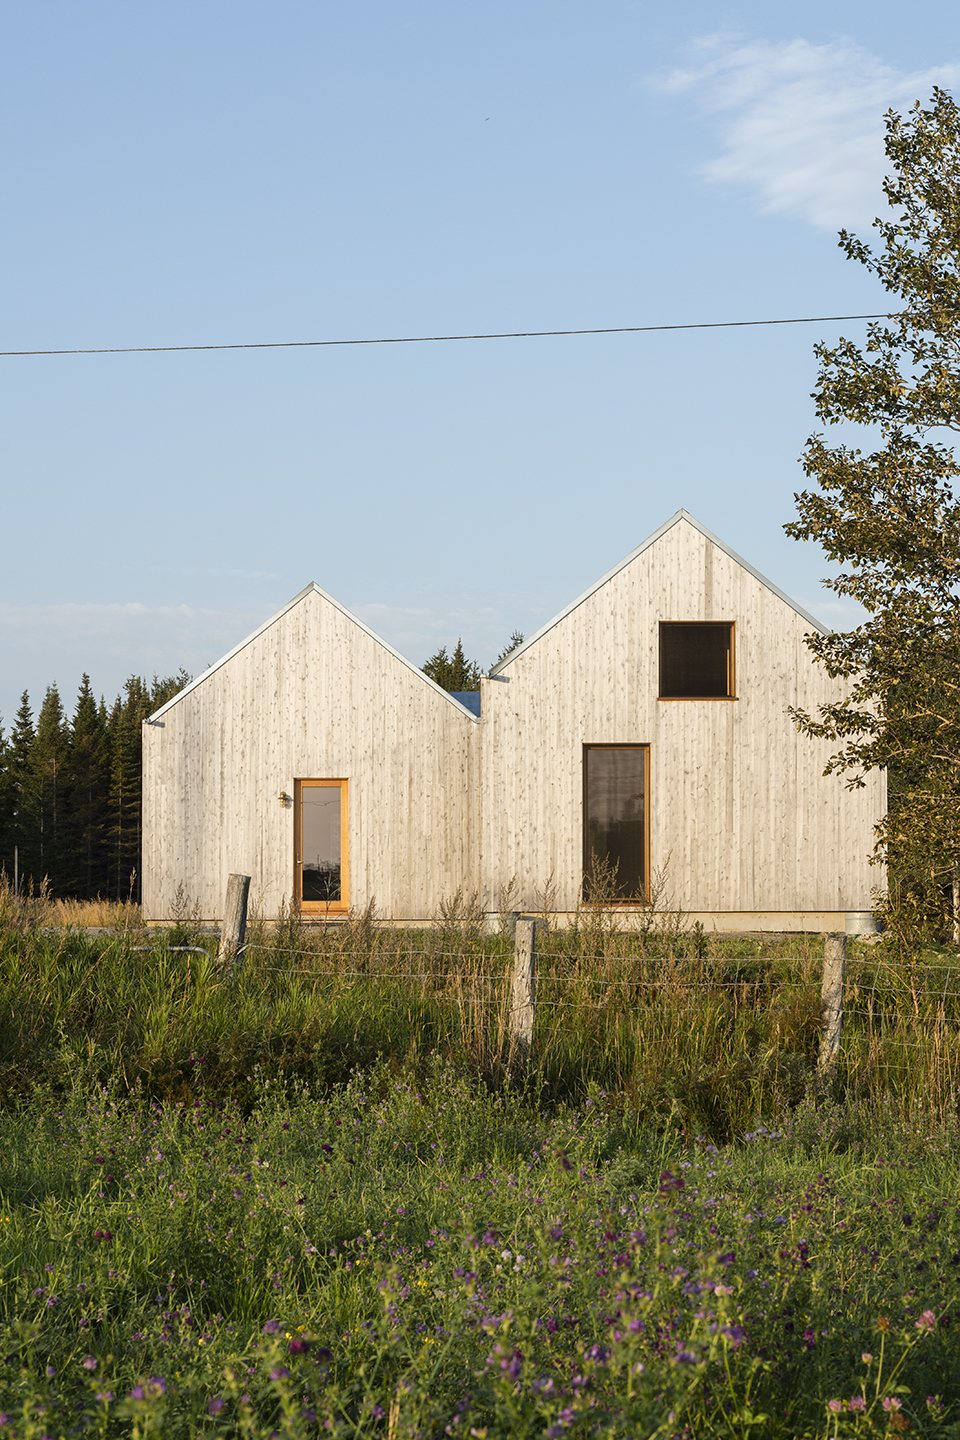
top-left (658, 621), bottom-right (737, 701)
top-left (582, 743), bottom-right (651, 905)
top-left (294, 778), bottom-right (349, 914)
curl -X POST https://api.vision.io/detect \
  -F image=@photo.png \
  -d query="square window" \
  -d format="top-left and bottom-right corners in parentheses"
top-left (659, 622), bottom-right (735, 699)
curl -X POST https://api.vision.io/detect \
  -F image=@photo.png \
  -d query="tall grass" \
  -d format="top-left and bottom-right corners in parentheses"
top-left (0, 874), bottom-right (143, 930)
top-left (2, 878), bottom-right (959, 1133)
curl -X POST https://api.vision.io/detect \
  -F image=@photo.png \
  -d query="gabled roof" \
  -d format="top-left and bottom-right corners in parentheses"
top-left (488, 509), bottom-right (830, 675)
top-left (145, 581), bottom-right (481, 724)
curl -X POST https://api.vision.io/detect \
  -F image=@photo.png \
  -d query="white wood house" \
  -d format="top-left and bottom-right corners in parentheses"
top-left (142, 510), bottom-right (884, 932)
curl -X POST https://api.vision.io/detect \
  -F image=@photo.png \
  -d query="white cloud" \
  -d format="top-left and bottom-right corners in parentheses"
top-left (658, 36), bottom-right (960, 230)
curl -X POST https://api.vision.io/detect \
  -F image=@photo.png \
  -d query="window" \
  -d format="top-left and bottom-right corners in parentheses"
top-left (659, 622), bottom-right (735, 699)
top-left (295, 779), bottom-right (348, 912)
top-left (583, 745), bottom-right (649, 902)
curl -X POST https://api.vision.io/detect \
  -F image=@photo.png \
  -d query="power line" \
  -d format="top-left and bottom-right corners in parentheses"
top-left (0, 312), bottom-right (894, 358)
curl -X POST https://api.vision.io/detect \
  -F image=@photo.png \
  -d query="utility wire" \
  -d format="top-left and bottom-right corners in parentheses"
top-left (0, 312), bottom-right (893, 358)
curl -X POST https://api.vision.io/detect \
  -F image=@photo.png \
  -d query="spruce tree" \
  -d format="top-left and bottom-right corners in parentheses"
top-left (0, 715), bottom-right (12, 885)
top-left (68, 675), bottom-right (110, 897)
top-left (422, 640), bottom-right (482, 691)
top-left (8, 692), bottom-right (36, 889)
top-left (30, 685), bottom-right (69, 890)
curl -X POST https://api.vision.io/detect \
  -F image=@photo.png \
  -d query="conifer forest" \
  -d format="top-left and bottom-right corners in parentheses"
top-left (0, 671), bottom-right (188, 902)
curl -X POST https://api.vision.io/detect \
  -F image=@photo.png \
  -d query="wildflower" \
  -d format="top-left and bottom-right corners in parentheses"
top-left (862, 1353), bottom-right (873, 1365)
top-left (827, 1400), bottom-right (842, 1413)
top-left (46, 1366), bottom-right (56, 1379)
top-left (882, 1397), bottom-right (902, 1412)
top-left (208, 1398), bottom-right (224, 1416)
top-left (849, 1397), bottom-right (866, 1412)
top-left (263, 1320), bottom-right (282, 1335)
top-left (877, 1317), bottom-right (890, 1333)
top-left (96, 1392), bottom-right (114, 1403)
top-left (916, 1310), bottom-right (936, 1333)
top-left (371, 1405), bottom-right (386, 1420)
top-left (83, 1358), bottom-right (98, 1371)
top-left (288, 1337), bottom-right (310, 1356)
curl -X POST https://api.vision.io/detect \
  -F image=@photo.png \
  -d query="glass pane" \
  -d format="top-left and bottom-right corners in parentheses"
top-left (660, 624), bottom-right (731, 697)
top-left (585, 749), bottom-right (646, 899)
top-left (301, 786), bottom-right (342, 902)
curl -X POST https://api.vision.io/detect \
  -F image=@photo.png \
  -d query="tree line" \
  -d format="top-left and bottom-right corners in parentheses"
top-left (0, 671), bottom-right (188, 902)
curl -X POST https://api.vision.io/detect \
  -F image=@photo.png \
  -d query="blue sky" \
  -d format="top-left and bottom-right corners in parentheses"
top-left (1, 1), bottom-right (958, 726)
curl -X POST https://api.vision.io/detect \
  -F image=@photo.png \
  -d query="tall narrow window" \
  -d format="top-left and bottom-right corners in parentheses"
top-left (583, 746), bottom-right (649, 902)
top-left (296, 779), bottom-right (348, 912)
top-left (659, 622), bottom-right (735, 699)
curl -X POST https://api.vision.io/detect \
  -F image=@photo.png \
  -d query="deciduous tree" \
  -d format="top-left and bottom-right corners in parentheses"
top-left (785, 89), bottom-right (960, 943)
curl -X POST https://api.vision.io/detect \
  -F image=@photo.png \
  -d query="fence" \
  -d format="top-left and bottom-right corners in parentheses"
top-left (129, 873), bottom-right (960, 1103)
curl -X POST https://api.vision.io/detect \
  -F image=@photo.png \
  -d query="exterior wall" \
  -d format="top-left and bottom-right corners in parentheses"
top-left (142, 587), bottom-right (479, 921)
top-left (478, 518), bottom-right (885, 924)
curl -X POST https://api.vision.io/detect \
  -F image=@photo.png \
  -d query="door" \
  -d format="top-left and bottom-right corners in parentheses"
top-left (295, 779), bottom-right (348, 912)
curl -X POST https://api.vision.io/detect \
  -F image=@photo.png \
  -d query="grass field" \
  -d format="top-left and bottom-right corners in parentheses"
top-left (3, 892), bottom-right (960, 1436)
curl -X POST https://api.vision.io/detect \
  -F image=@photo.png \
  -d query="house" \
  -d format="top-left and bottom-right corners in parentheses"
top-left (142, 510), bottom-right (885, 932)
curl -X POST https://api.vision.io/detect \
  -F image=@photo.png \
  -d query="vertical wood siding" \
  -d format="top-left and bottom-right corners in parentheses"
top-left (143, 588), bottom-right (479, 920)
top-left (479, 518), bottom-right (884, 916)
top-left (144, 517), bottom-right (885, 925)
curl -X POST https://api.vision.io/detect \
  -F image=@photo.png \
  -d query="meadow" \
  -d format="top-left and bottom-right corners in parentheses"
top-left (2, 890), bottom-right (960, 1437)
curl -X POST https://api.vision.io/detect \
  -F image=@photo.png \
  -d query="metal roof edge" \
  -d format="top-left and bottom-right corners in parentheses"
top-left (145, 582), bottom-right (481, 723)
top-left (488, 509), bottom-right (828, 675)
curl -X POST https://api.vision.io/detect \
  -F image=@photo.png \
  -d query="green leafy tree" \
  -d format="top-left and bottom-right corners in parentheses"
top-left (785, 89), bottom-right (960, 944)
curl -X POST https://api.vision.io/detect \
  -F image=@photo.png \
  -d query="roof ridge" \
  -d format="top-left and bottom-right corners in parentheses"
top-left (487, 509), bottom-right (828, 674)
top-left (145, 582), bottom-right (481, 722)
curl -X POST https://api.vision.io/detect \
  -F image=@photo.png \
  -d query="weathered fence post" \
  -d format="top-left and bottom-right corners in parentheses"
top-left (818, 931), bottom-right (846, 1074)
top-left (217, 873), bottom-right (251, 976)
top-left (508, 916), bottom-right (537, 1076)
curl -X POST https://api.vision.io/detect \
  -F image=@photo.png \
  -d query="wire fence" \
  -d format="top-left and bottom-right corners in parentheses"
top-left (121, 923), bottom-right (960, 1070)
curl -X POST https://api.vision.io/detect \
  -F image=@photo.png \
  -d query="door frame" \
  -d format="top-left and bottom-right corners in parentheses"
top-left (294, 778), bottom-right (349, 914)
top-left (582, 744), bottom-right (651, 904)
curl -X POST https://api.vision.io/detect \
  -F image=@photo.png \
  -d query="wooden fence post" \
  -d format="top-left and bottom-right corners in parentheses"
top-left (509, 917), bottom-right (537, 1076)
top-left (818, 931), bottom-right (846, 1074)
top-left (217, 873), bottom-right (251, 976)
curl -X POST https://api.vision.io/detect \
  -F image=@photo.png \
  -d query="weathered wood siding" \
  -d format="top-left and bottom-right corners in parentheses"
top-left (142, 586), bottom-right (479, 921)
top-left (479, 516), bottom-right (884, 919)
